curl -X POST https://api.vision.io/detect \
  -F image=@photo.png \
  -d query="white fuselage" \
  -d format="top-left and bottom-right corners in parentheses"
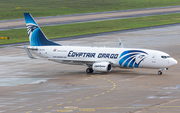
top-left (29, 46), bottom-right (177, 69)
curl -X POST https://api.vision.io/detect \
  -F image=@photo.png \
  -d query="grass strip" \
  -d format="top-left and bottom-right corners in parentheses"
top-left (1, 13), bottom-right (180, 45)
top-left (1, 0), bottom-right (180, 20)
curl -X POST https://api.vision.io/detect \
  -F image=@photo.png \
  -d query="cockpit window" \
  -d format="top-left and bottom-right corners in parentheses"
top-left (161, 56), bottom-right (171, 59)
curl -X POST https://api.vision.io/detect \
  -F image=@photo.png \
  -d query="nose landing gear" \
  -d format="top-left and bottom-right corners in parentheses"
top-left (158, 68), bottom-right (168, 75)
top-left (158, 71), bottom-right (162, 75)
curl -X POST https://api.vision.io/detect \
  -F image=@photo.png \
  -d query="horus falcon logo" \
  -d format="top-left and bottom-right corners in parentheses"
top-left (26, 23), bottom-right (38, 36)
top-left (119, 50), bottom-right (148, 68)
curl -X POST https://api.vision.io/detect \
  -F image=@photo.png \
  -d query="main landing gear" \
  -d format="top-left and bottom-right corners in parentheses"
top-left (158, 68), bottom-right (168, 75)
top-left (86, 68), bottom-right (93, 73)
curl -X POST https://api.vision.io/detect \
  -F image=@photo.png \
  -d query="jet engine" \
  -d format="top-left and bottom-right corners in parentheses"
top-left (92, 62), bottom-right (112, 72)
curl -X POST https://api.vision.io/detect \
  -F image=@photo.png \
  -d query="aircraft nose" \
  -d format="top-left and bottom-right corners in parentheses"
top-left (170, 58), bottom-right (178, 66)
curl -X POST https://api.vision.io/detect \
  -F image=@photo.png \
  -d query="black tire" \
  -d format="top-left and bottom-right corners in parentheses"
top-left (158, 71), bottom-right (162, 75)
top-left (86, 68), bottom-right (93, 73)
top-left (90, 68), bottom-right (93, 73)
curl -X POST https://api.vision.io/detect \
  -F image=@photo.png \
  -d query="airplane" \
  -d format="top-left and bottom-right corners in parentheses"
top-left (23, 13), bottom-right (178, 75)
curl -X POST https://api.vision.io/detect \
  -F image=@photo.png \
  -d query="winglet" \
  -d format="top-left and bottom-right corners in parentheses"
top-left (118, 38), bottom-right (124, 48)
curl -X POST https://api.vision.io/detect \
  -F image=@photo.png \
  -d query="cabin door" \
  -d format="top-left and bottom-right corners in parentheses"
top-left (152, 53), bottom-right (156, 63)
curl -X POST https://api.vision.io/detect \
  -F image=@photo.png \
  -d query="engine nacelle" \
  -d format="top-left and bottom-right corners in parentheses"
top-left (92, 62), bottom-right (112, 72)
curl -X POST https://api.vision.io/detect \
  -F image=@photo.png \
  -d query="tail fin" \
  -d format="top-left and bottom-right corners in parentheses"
top-left (24, 13), bottom-right (60, 46)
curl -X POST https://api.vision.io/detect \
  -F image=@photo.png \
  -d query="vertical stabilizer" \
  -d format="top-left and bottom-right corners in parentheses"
top-left (24, 13), bottom-right (60, 46)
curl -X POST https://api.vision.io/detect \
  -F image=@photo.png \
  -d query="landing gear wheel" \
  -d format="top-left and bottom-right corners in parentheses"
top-left (86, 68), bottom-right (93, 73)
top-left (158, 71), bottom-right (162, 75)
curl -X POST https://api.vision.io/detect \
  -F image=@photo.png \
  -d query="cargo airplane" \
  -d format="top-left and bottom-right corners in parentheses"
top-left (23, 13), bottom-right (178, 75)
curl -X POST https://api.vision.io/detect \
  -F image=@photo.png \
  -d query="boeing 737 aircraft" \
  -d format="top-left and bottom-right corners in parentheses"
top-left (24, 13), bottom-right (178, 75)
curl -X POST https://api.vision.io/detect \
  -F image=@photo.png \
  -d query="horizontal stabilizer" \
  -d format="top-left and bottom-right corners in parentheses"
top-left (24, 46), bottom-right (36, 59)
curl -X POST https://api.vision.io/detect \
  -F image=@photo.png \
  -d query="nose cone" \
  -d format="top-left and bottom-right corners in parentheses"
top-left (170, 58), bottom-right (178, 66)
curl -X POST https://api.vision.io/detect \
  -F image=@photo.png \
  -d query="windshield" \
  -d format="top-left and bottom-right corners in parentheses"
top-left (161, 56), bottom-right (171, 59)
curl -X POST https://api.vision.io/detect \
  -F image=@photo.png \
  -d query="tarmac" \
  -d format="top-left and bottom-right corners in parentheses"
top-left (0, 24), bottom-right (180, 113)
